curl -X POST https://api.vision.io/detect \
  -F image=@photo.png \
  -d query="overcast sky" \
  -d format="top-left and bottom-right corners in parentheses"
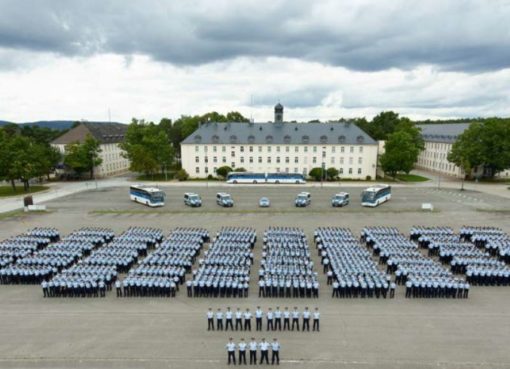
top-left (0, 0), bottom-right (509, 123)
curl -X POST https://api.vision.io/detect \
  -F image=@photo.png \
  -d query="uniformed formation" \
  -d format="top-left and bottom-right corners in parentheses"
top-left (363, 227), bottom-right (468, 298)
top-left (315, 227), bottom-right (395, 298)
top-left (119, 228), bottom-right (208, 297)
top-left (258, 227), bottom-right (319, 298)
top-left (226, 337), bottom-right (281, 365)
top-left (207, 306), bottom-right (320, 332)
top-left (189, 227), bottom-right (256, 298)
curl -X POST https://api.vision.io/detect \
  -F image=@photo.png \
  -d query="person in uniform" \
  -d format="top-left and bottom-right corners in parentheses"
top-left (302, 307), bottom-right (311, 331)
top-left (115, 280), bottom-right (122, 297)
top-left (291, 307), bottom-right (300, 331)
top-left (274, 307), bottom-right (282, 331)
top-left (216, 309), bottom-right (224, 331)
top-left (207, 308), bottom-right (214, 331)
top-left (313, 307), bottom-right (320, 332)
top-left (244, 308), bottom-right (252, 331)
top-left (259, 338), bottom-right (269, 365)
top-left (238, 338), bottom-right (247, 365)
top-left (225, 307), bottom-right (234, 331)
top-left (235, 308), bottom-right (243, 331)
top-left (271, 338), bottom-right (280, 365)
top-left (266, 307), bottom-right (274, 331)
top-left (226, 338), bottom-right (236, 365)
top-left (255, 306), bottom-right (263, 331)
top-left (283, 307), bottom-right (290, 331)
top-left (249, 337), bottom-right (258, 365)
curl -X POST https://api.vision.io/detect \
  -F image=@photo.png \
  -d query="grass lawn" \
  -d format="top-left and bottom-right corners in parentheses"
top-left (0, 185), bottom-right (49, 197)
top-left (395, 174), bottom-right (430, 182)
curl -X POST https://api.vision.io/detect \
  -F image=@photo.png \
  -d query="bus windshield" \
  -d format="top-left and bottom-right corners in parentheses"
top-left (151, 192), bottom-right (165, 202)
top-left (362, 191), bottom-right (375, 202)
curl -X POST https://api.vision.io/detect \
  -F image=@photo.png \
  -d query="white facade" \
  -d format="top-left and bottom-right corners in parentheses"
top-left (181, 143), bottom-right (378, 179)
top-left (52, 142), bottom-right (130, 178)
top-left (416, 141), bottom-right (463, 178)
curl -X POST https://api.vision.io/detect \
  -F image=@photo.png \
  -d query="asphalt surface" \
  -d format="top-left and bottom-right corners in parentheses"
top-left (0, 185), bottom-right (509, 369)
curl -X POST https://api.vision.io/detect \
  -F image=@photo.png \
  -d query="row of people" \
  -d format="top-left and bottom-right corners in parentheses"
top-left (226, 338), bottom-right (280, 365)
top-left (209, 307), bottom-right (320, 332)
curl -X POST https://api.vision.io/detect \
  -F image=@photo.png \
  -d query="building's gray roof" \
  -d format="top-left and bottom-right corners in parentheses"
top-left (181, 122), bottom-right (377, 145)
top-left (417, 123), bottom-right (470, 143)
top-left (52, 122), bottom-right (127, 145)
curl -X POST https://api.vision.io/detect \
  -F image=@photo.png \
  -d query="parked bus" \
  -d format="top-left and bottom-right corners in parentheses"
top-left (226, 172), bottom-right (306, 184)
top-left (129, 185), bottom-right (166, 207)
top-left (361, 184), bottom-right (391, 207)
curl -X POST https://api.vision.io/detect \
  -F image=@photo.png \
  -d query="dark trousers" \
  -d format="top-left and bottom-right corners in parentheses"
top-left (226, 319), bottom-right (233, 331)
top-left (228, 351), bottom-right (236, 365)
top-left (313, 319), bottom-right (320, 331)
top-left (256, 317), bottom-right (262, 331)
top-left (283, 318), bottom-right (290, 330)
top-left (217, 319), bottom-right (223, 330)
top-left (249, 350), bottom-right (257, 364)
top-left (208, 318), bottom-right (214, 331)
top-left (292, 318), bottom-right (299, 331)
top-left (271, 351), bottom-right (280, 365)
top-left (303, 318), bottom-right (310, 331)
top-left (260, 350), bottom-right (269, 364)
top-left (267, 319), bottom-right (274, 331)
top-left (116, 287), bottom-right (122, 297)
top-left (239, 351), bottom-right (246, 365)
top-left (274, 318), bottom-right (282, 331)
top-left (236, 319), bottom-right (243, 330)
top-left (244, 319), bottom-right (251, 331)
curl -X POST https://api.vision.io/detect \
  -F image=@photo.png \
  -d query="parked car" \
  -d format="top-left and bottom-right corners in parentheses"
top-left (331, 192), bottom-right (350, 207)
top-left (295, 192), bottom-right (311, 207)
top-left (216, 192), bottom-right (234, 207)
top-left (184, 192), bottom-right (202, 207)
top-left (259, 197), bottom-right (271, 207)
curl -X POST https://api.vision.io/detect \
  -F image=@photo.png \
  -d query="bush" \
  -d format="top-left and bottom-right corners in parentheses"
top-left (233, 167), bottom-right (247, 172)
top-left (326, 167), bottom-right (339, 181)
top-left (175, 169), bottom-right (189, 181)
top-left (216, 166), bottom-right (233, 178)
top-left (308, 167), bottom-right (323, 181)
top-left (366, 175), bottom-right (372, 181)
top-left (207, 174), bottom-right (216, 180)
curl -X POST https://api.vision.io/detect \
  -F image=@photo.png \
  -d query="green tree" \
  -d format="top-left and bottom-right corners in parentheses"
top-left (216, 166), bottom-right (233, 178)
top-left (380, 130), bottom-right (421, 178)
top-left (175, 169), bottom-right (189, 181)
top-left (233, 167), bottom-right (247, 172)
top-left (308, 167), bottom-right (323, 181)
top-left (448, 119), bottom-right (510, 178)
top-left (326, 167), bottom-right (339, 181)
top-left (367, 111), bottom-right (401, 140)
top-left (64, 134), bottom-right (102, 179)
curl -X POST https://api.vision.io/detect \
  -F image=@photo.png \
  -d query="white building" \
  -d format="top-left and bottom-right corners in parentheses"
top-left (181, 104), bottom-right (379, 179)
top-left (51, 122), bottom-right (129, 178)
top-left (416, 123), bottom-right (509, 178)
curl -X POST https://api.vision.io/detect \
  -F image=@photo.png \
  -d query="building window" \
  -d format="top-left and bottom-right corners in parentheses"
top-left (258, 146), bottom-right (262, 152)
top-left (268, 146), bottom-right (272, 153)
top-left (304, 146), bottom-right (308, 153)
top-left (313, 146), bottom-right (317, 153)
top-left (276, 168), bottom-right (280, 173)
top-left (331, 157), bottom-right (335, 164)
top-left (204, 157), bottom-right (208, 163)
top-left (285, 168), bottom-right (289, 173)
top-left (349, 168), bottom-right (353, 174)
top-left (267, 157), bottom-right (271, 163)
top-left (276, 146), bottom-right (281, 152)
top-left (204, 146), bottom-right (208, 152)
top-left (339, 168), bottom-right (344, 174)
top-left (213, 157), bottom-right (217, 163)
top-left (349, 157), bottom-right (353, 165)
top-left (240, 146), bottom-right (244, 152)
top-left (231, 162), bottom-right (235, 168)
top-left (195, 146), bottom-right (199, 152)
top-left (195, 167), bottom-right (200, 173)
top-left (285, 157), bottom-right (289, 163)
top-left (341, 146), bottom-right (345, 153)
top-left (294, 168), bottom-right (298, 173)
top-left (249, 157), bottom-right (253, 163)
top-left (332, 146), bottom-right (336, 153)
top-left (294, 157), bottom-right (299, 163)
top-left (240, 157), bottom-right (244, 163)
top-left (295, 146), bottom-right (299, 153)
top-left (213, 146), bottom-right (217, 152)
top-left (322, 151), bottom-right (326, 158)
top-left (231, 151), bottom-right (235, 157)
top-left (258, 157), bottom-right (262, 163)
top-left (313, 157), bottom-right (317, 164)
top-left (249, 146), bottom-right (253, 152)
top-left (359, 146), bottom-right (363, 153)
top-left (222, 146), bottom-right (226, 152)
top-left (350, 146), bottom-right (354, 153)
top-left (358, 157), bottom-right (362, 164)
top-left (358, 168), bottom-right (362, 174)
top-left (222, 157), bottom-right (226, 163)
top-left (195, 156), bottom-right (199, 163)
top-left (205, 167), bottom-right (209, 174)
top-left (276, 157), bottom-right (281, 163)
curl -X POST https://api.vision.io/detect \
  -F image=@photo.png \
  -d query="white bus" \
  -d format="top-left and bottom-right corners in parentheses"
top-left (361, 184), bottom-right (391, 207)
top-left (226, 172), bottom-right (306, 184)
top-left (129, 185), bottom-right (166, 207)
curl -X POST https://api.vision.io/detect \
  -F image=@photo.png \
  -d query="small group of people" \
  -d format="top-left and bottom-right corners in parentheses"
top-left (189, 227), bottom-right (255, 298)
top-left (226, 338), bottom-right (280, 365)
top-left (208, 306), bottom-right (320, 332)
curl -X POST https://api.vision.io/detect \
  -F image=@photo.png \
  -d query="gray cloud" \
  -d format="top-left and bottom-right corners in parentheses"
top-left (0, 0), bottom-right (509, 72)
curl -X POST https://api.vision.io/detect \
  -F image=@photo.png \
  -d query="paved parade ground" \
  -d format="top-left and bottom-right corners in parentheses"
top-left (0, 185), bottom-right (510, 369)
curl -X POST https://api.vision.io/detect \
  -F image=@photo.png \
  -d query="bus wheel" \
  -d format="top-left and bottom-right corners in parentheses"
top-left (295, 180), bottom-right (299, 184)
top-left (275, 180), bottom-right (280, 184)
top-left (253, 180), bottom-right (257, 184)
top-left (233, 180), bottom-right (238, 184)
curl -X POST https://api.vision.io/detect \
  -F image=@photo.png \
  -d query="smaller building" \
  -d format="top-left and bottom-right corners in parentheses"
top-left (51, 122), bottom-right (129, 178)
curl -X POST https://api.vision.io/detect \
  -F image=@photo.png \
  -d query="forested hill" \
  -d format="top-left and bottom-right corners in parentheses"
top-left (0, 120), bottom-right (123, 130)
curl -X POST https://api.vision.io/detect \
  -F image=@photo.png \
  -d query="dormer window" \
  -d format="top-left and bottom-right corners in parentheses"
top-left (302, 135), bottom-right (309, 144)
top-left (338, 135), bottom-right (346, 143)
top-left (320, 135), bottom-right (328, 144)
top-left (283, 135), bottom-right (291, 144)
